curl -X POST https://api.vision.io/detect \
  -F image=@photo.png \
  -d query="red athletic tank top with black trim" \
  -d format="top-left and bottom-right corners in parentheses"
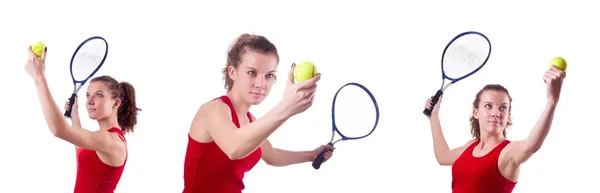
top-left (182, 95), bottom-right (262, 193)
top-left (74, 127), bottom-right (127, 193)
top-left (451, 140), bottom-right (517, 193)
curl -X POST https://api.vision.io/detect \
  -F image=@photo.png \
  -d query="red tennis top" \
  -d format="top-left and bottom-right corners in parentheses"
top-left (74, 127), bottom-right (127, 193)
top-left (182, 95), bottom-right (263, 193)
top-left (451, 140), bottom-right (517, 193)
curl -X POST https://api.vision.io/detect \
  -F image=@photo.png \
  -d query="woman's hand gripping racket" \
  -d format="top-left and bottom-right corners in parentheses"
top-left (423, 31), bottom-right (492, 116)
top-left (64, 36), bottom-right (109, 118)
top-left (312, 82), bottom-right (380, 170)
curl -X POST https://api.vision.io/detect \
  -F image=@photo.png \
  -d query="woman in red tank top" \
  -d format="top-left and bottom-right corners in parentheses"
top-left (24, 47), bottom-right (141, 193)
top-left (424, 66), bottom-right (566, 193)
top-left (182, 33), bottom-right (335, 193)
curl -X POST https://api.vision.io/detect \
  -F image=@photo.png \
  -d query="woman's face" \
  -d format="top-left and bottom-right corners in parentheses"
top-left (473, 90), bottom-right (511, 137)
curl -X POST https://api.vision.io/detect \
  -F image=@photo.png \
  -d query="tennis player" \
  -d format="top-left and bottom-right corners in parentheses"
top-left (24, 46), bottom-right (141, 193)
top-left (424, 66), bottom-right (566, 192)
top-left (182, 33), bottom-right (334, 193)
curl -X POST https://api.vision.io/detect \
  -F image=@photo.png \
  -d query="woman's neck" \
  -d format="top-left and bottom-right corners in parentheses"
top-left (478, 133), bottom-right (506, 149)
top-left (226, 91), bottom-right (251, 118)
top-left (97, 116), bottom-right (120, 131)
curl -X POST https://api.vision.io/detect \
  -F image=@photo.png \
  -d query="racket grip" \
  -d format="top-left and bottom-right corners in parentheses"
top-left (423, 90), bottom-right (444, 116)
top-left (64, 93), bottom-right (77, 118)
top-left (311, 142), bottom-right (333, 170)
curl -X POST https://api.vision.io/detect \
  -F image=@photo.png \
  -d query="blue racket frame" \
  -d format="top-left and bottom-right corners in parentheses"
top-left (64, 36), bottom-right (109, 118)
top-left (423, 31), bottom-right (491, 116)
top-left (312, 82), bottom-right (380, 170)
top-left (440, 31), bottom-right (491, 86)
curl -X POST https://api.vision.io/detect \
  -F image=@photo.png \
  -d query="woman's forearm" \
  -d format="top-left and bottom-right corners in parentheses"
top-left (70, 113), bottom-right (82, 128)
top-left (267, 148), bottom-right (313, 167)
top-left (429, 113), bottom-right (451, 164)
top-left (523, 101), bottom-right (558, 153)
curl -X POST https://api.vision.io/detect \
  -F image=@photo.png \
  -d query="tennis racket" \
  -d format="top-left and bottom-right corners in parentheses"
top-left (423, 31), bottom-right (492, 116)
top-left (64, 36), bottom-right (109, 118)
top-left (312, 82), bottom-right (380, 170)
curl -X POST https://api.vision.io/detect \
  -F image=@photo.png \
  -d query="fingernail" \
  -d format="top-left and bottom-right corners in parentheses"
top-left (44, 47), bottom-right (47, 52)
top-left (291, 63), bottom-right (295, 68)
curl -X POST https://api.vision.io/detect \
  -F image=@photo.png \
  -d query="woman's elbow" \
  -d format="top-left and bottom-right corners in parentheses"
top-left (263, 158), bottom-right (283, 167)
top-left (436, 158), bottom-right (446, 166)
top-left (435, 156), bottom-right (452, 166)
top-left (217, 136), bottom-right (257, 160)
top-left (225, 147), bottom-right (250, 160)
top-left (227, 153), bottom-right (242, 160)
top-left (50, 127), bottom-right (64, 138)
top-left (224, 147), bottom-right (240, 160)
top-left (437, 160), bottom-right (452, 166)
top-left (263, 159), bottom-right (276, 166)
top-left (48, 120), bottom-right (69, 138)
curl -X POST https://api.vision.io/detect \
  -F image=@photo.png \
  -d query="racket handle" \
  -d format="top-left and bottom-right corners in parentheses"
top-left (312, 142), bottom-right (333, 170)
top-left (423, 90), bottom-right (444, 116)
top-left (64, 93), bottom-right (77, 118)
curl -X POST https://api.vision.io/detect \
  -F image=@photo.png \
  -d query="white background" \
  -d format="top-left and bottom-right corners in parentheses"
top-left (1, 0), bottom-right (598, 192)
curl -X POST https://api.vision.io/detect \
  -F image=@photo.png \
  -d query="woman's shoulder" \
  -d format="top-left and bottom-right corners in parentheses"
top-left (465, 139), bottom-right (478, 145)
top-left (461, 139), bottom-right (479, 149)
top-left (196, 97), bottom-right (231, 118)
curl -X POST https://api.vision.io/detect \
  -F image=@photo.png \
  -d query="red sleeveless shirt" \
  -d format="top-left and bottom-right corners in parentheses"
top-left (74, 127), bottom-right (127, 193)
top-left (451, 140), bottom-right (517, 193)
top-left (182, 95), bottom-right (263, 193)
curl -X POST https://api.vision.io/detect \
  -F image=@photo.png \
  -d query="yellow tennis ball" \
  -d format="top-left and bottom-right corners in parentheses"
top-left (31, 42), bottom-right (46, 57)
top-left (549, 56), bottom-right (567, 72)
top-left (293, 61), bottom-right (318, 83)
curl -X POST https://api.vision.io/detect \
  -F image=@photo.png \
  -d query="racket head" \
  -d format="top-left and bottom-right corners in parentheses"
top-left (423, 31), bottom-right (491, 117)
top-left (69, 36), bottom-right (109, 85)
top-left (440, 31), bottom-right (491, 84)
top-left (312, 82), bottom-right (380, 170)
top-left (64, 36), bottom-right (108, 118)
top-left (331, 82), bottom-right (380, 141)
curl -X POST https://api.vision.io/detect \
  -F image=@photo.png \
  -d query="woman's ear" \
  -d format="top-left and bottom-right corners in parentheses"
top-left (228, 66), bottom-right (237, 81)
top-left (113, 98), bottom-right (121, 110)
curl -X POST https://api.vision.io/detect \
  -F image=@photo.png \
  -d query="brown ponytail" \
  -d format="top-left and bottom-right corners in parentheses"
top-left (91, 76), bottom-right (141, 134)
top-left (117, 81), bottom-right (140, 133)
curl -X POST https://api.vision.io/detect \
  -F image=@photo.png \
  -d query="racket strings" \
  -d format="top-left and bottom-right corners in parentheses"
top-left (442, 35), bottom-right (490, 79)
top-left (73, 53), bottom-right (101, 78)
top-left (332, 86), bottom-right (377, 139)
top-left (71, 39), bottom-right (107, 81)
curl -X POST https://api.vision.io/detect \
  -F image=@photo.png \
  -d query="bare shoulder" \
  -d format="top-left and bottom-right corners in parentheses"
top-left (504, 140), bottom-right (523, 149)
top-left (502, 140), bottom-right (524, 152)
top-left (452, 139), bottom-right (477, 154)
top-left (497, 139), bottom-right (526, 182)
top-left (194, 100), bottom-right (231, 122)
top-left (106, 131), bottom-right (126, 151)
top-left (465, 139), bottom-right (478, 146)
top-left (94, 129), bottom-right (127, 165)
top-left (500, 140), bottom-right (524, 158)
top-left (189, 99), bottom-right (232, 141)
top-left (459, 139), bottom-right (478, 150)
